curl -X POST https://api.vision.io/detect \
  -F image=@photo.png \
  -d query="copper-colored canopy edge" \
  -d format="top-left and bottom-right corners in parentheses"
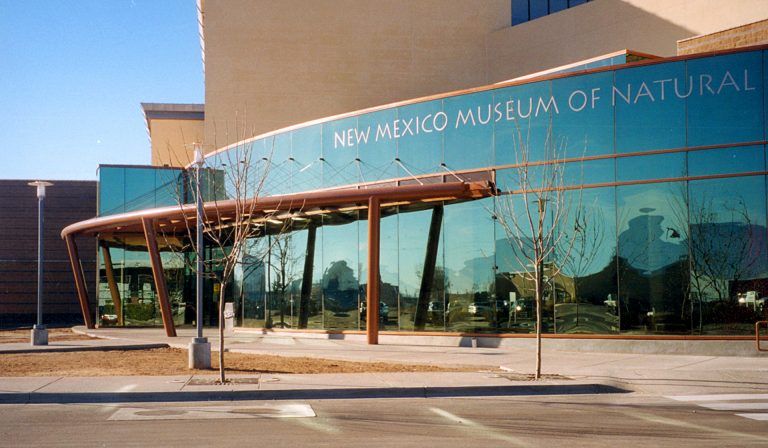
top-left (61, 181), bottom-right (494, 239)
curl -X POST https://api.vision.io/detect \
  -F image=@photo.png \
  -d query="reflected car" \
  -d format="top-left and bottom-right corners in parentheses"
top-left (359, 301), bottom-right (389, 323)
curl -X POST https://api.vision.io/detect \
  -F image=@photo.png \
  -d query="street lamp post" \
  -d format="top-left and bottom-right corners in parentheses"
top-left (29, 181), bottom-right (53, 346)
top-left (189, 144), bottom-right (211, 369)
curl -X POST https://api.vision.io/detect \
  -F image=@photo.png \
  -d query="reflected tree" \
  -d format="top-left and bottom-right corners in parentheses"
top-left (495, 123), bottom-right (581, 379)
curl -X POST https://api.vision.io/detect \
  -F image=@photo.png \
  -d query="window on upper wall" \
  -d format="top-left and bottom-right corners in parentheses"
top-left (512, 0), bottom-right (591, 26)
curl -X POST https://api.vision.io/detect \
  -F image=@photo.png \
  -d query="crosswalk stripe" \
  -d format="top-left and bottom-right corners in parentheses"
top-left (736, 413), bottom-right (768, 421)
top-left (667, 393), bottom-right (768, 402)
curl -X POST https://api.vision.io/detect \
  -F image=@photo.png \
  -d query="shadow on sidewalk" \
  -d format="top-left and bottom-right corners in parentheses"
top-left (0, 383), bottom-right (629, 404)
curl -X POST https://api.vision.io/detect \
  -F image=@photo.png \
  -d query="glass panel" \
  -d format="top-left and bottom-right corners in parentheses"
top-left (443, 91), bottom-right (495, 171)
top-left (617, 182), bottom-right (689, 334)
top-left (360, 210), bottom-right (400, 331)
top-left (616, 152), bottom-right (685, 182)
top-left (688, 145), bottom-right (765, 177)
top-left (124, 168), bottom-right (159, 213)
top-left (358, 108), bottom-right (399, 183)
top-left (262, 133), bottom-right (292, 196)
top-left (552, 71), bottom-right (614, 157)
top-left (398, 206), bottom-right (445, 331)
top-left (687, 51), bottom-right (763, 147)
top-left (396, 100), bottom-right (444, 177)
top-left (530, 0), bottom-right (548, 19)
top-left (563, 158), bottom-right (615, 186)
top-left (689, 176), bottom-right (767, 335)
top-left (512, 0), bottom-right (529, 25)
top-left (322, 117), bottom-right (360, 188)
top-left (291, 124), bottom-right (323, 192)
top-left (321, 217), bottom-right (360, 330)
top-left (615, 61), bottom-right (687, 153)
top-left (495, 194), bottom-right (553, 333)
top-left (99, 166), bottom-right (125, 216)
top-left (550, 0), bottom-right (568, 13)
top-left (494, 81), bottom-right (553, 165)
top-left (443, 199), bottom-right (496, 333)
top-left (555, 188), bottom-right (618, 334)
top-left (155, 169), bottom-right (183, 207)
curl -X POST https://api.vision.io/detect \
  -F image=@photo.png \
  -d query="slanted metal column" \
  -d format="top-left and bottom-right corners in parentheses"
top-left (141, 217), bottom-right (177, 337)
top-left (100, 243), bottom-right (123, 326)
top-left (366, 197), bottom-right (381, 345)
top-left (414, 205), bottom-right (443, 330)
top-left (298, 223), bottom-right (317, 329)
top-left (64, 235), bottom-right (94, 329)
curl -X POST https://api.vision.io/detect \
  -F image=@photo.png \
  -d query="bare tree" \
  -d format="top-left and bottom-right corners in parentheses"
top-left (160, 136), bottom-right (281, 383)
top-left (494, 124), bottom-right (581, 379)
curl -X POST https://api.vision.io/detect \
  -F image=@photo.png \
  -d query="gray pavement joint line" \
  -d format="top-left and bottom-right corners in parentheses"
top-left (669, 356), bottom-right (718, 370)
top-left (31, 376), bottom-right (64, 393)
top-left (564, 354), bottom-right (645, 369)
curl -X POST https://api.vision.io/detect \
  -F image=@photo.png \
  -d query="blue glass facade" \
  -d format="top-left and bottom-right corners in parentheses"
top-left (97, 48), bottom-right (768, 335)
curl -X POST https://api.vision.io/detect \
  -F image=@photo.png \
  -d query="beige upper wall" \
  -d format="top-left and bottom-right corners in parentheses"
top-left (488, 0), bottom-right (768, 81)
top-left (149, 118), bottom-right (204, 166)
top-left (202, 0), bottom-right (768, 150)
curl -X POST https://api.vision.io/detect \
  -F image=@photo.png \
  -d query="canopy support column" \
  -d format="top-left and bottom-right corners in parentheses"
top-left (64, 235), bottom-right (93, 329)
top-left (366, 197), bottom-right (381, 345)
top-left (141, 218), bottom-right (177, 337)
top-left (100, 243), bottom-right (124, 326)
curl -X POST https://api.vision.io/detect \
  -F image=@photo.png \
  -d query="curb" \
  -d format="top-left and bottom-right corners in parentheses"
top-left (0, 343), bottom-right (170, 355)
top-left (0, 382), bottom-right (630, 404)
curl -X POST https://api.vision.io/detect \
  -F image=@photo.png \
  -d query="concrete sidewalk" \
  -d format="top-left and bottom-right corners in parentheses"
top-left (1, 326), bottom-right (766, 403)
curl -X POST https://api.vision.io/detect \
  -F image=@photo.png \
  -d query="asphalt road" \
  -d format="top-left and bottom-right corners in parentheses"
top-left (1, 392), bottom-right (766, 447)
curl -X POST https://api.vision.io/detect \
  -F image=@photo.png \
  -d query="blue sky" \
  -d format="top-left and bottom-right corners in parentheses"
top-left (0, 0), bottom-right (203, 181)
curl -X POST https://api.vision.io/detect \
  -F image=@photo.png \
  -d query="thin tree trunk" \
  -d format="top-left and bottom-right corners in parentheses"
top-left (535, 266), bottom-right (542, 380)
top-left (218, 285), bottom-right (226, 384)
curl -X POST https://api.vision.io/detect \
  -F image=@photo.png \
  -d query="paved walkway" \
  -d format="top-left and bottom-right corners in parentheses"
top-left (0, 326), bottom-right (766, 403)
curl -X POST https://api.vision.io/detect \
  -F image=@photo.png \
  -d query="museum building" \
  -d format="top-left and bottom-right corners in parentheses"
top-left (62, 43), bottom-right (768, 342)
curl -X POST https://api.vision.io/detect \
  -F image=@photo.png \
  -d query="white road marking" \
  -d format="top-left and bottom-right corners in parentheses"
top-left (665, 393), bottom-right (768, 425)
top-left (108, 403), bottom-right (315, 421)
top-left (430, 407), bottom-right (530, 447)
top-left (699, 402), bottom-right (768, 411)
top-left (115, 384), bottom-right (136, 393)
top-left (737, 413), bottom-right (768, 421)
top-left (667, 393), bottom-right (768, 402)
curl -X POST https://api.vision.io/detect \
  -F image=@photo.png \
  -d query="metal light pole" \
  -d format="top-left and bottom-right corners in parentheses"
top-left (189, 144), bottom-right (211, 369)
top-left (29, 181), bottom-right (53, 346)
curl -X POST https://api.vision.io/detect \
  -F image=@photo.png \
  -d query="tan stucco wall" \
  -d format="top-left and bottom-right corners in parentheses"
top-left (202, 0), bottom-right (768, 150)
top-left (202, 0), bottom-right (510, 149)
top-left (487, 0), bottom-right (768, 82)
top-left (678, 19), bottom-right (768, 55)
top-left (149, 118), bottom-right (204, 166)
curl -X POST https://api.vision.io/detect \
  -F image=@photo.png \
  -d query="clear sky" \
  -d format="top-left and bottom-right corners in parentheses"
top-left (0, 0), bottom-right (203, 181)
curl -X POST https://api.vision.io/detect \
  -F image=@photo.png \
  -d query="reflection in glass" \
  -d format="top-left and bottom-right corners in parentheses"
top-left (321, 217), bottom-right (360, 330)
top-left (688, 177), bottom-right (767, 335)
top-left (688, 145), bottom-right (765, 177)
top-left (443, 199), bottom-right (495, 333)
top-left (616, 152), bottom-right (685, 182)
top-left (687, 51), bottom-right (764, 146)
top-left (555, 188), bottom-right (618, 334)
top-left (615, 62), bottom-right (687, 153)
top-left (617, 182), bottom-right (689, 333)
